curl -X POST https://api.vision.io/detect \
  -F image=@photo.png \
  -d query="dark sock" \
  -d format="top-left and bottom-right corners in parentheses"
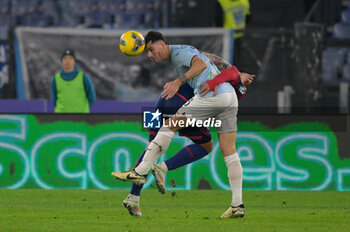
top-left (130, 151), bottom-right (145, 196)
top-left (165, 144), bottom-right (209, 171)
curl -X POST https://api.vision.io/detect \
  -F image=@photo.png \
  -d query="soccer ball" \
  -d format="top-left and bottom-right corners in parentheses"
top-left (119, 30), bottom-right (145, 56)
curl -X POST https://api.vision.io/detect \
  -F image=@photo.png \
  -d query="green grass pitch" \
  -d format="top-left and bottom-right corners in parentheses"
top-left (1, 190), bottom-right (349, 232)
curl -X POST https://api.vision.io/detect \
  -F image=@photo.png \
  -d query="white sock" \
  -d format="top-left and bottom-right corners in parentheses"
top-left (128, 193), bottom-right (140, 202)
top-left (135, 127), bottom-right (175, 175)
top-left (224, 153), bottom-right (243, 207)
top-left (158, 161), bottom-right (168, 172)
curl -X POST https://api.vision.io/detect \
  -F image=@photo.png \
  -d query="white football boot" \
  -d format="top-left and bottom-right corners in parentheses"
top-left (151, 163), bottom-right (167, 194)
top-left (111, 169), bottom-right (146, 185)
top-left (122, 194), bottom-right (142, 217)
top-left (220, 204), bottom-right (245, 218)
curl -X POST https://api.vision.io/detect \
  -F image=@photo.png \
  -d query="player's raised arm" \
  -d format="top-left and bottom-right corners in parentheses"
top-left (200, 67), bottom-right (255, 98)
top-left (200, 52), bottom-right (255, 97)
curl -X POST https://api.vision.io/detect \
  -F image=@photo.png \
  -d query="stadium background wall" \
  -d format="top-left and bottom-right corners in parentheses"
top-left (1, 114), bottom-right (349, 191)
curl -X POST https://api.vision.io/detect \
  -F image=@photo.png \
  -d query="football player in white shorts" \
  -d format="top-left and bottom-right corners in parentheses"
top-left (113, 31), bottom-right (253, 218)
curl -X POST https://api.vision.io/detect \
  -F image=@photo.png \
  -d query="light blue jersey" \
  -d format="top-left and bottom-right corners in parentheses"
top-left (169, 45), bottom-right (235, 97)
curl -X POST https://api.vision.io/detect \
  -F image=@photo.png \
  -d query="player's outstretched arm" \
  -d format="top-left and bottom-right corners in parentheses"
top-left (200, 52), bottom-right (255, 97)
top-left (205, 66), bottom-right (240, 91)
top-left (200, 67), bottom-right (255, 98)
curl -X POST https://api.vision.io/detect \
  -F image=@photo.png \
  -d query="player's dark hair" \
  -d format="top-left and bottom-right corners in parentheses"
top-left (145, 31), bottom-right (166, 45)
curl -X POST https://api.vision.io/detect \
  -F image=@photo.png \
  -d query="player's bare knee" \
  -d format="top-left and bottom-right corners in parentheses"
top-left (201, 140), bottom-right (213, 153)
top-left (221, 146), bottom-right (236, 157)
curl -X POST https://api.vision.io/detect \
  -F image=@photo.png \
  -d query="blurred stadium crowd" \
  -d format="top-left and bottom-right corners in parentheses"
top-left (0, 0), bottom-right (167, 35)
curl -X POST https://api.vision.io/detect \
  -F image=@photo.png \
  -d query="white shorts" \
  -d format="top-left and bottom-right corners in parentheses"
top-left (177, 92), bottom-right (238, 133)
